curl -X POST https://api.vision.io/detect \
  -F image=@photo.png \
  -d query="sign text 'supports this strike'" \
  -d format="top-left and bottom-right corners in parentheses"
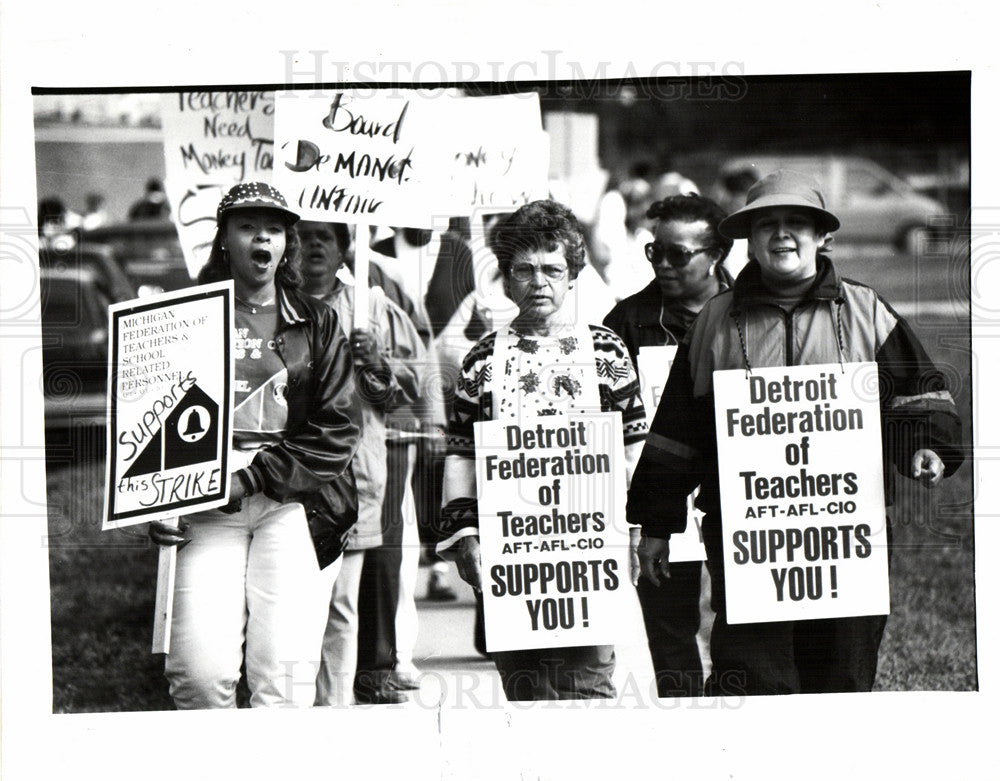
top-left (104, 282), bottom-right (234, 529)
top-left (713, 363), bottom-right (889, 624)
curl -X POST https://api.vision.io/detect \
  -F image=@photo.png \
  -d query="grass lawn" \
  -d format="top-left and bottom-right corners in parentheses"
top-left (874, 465), bottom-right (977, 691)
top-left (47, 459), bottom-right (174, 712)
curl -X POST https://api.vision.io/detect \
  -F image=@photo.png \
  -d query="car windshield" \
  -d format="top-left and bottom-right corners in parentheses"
top-left (41, 276), bottom-right (110, 329)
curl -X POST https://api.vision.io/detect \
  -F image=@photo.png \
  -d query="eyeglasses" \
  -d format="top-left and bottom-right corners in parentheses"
top-left (644, 242), bottom-right (719, 267)
top-left (509, 263), bottom-right (569, 282)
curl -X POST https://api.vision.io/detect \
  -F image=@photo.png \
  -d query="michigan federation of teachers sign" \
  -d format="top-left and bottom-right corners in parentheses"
top-left (103, 282), bottom-right (234, 528)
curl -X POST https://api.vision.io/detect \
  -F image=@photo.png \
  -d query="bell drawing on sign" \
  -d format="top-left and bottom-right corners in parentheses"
top-left (182, 408), bottom-right (205, 438)
top-left (123, 383), bottom-right (220, 477)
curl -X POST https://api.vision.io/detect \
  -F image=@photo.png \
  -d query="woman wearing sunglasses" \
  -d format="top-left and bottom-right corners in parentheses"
top-left (435, 199), bottom-right (648, 701)
top-left (603, 194), bottom-right (734, 699)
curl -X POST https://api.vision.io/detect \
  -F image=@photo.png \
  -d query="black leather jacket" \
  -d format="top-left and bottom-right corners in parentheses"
top-left (236, 285), bottom-right (361, 568)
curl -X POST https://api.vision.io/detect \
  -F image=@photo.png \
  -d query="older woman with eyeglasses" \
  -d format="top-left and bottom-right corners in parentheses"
top-left (434, 199), bottom-right (648, 701)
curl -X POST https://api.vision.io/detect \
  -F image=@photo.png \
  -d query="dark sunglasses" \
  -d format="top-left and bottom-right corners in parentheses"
top-left (644, 242), bottom-right (719, 268)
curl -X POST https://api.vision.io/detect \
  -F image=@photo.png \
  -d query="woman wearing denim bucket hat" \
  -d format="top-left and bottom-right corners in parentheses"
top-left (627, 170), bottom-right (964, 695)
top-left (149, 182), bottom-right (361, 708)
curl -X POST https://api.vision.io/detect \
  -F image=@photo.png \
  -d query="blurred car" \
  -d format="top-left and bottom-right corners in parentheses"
top-left (906, 166), bottom-right (970, 218)
top-left (39, 265), bottom-right (117, 444)
top-left (38, 239), bottom-right (136, 304)
top-left (715, 155), bottom-right (952, 253)
top-left (82, 219), bottom-right (193, 296)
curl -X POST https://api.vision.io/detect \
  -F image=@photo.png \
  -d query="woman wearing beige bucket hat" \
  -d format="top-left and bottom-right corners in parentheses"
top-left (626, 169), bottom-right (964, 695)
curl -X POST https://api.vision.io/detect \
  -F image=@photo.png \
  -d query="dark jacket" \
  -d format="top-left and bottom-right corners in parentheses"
top-left (602, 267), bottom-right (733, 366)
top-left (372, 232), bottom-right (475, 336)
top-left (236, 285), bottom-right (361, 568)
top-left (627, 256), bottom-right (964, 539)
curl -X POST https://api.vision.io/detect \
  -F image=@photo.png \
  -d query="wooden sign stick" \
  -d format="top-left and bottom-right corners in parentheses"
top-left (151, 516), bottom-right (179, 654)
top-left (353, 223), bottom-right (371, 331)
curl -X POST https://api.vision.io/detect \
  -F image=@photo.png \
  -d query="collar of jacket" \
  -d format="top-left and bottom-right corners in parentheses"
top-left (276, 284), bottom-right (311, 328)
top-left (731, 255), bottom-right (841, 309)
top-left (635, 263), bottom-right (734, 325)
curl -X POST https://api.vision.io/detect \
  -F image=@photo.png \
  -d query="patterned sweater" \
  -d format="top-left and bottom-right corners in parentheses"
top-left (437, 323), bottom-right (648, 552)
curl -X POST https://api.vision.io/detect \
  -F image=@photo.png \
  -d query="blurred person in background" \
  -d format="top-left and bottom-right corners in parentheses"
top-left (437, 200), bottom-right (648, 700)
top-left (128, 177), bottom-right (171, 221)
top-left (592, 160), bottom-right (701, 302)
top-left (37, 196), bottom-right (81, 249)
top-left (371, 225), bottom-right (476, 603)
top-left (628, 170), bottom-right (964, 695)
top-left (603, 193), bottom-right (733, 697)
top-left (323, 225), bottom-right (448, 672)
top-left (81, 192), bottom-right (109, 231)
top-left (148, 183), bottom-right (360, 709)
top-left (590, 162), bottom-right (653, 301)
top-left (296, 220), bottom-right (427, 705)
top-left (371, 226), bottom-right (475, 341)
top-left (710, 165), bottom-right (759, 278)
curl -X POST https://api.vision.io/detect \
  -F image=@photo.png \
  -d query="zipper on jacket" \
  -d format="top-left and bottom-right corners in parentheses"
top-left (750, 303), bottom-right (797, 365)
top-left (784, 308), bottom-right (795, 364)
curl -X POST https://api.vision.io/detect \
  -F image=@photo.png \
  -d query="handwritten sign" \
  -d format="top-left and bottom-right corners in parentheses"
top-left (475, 413), bottom-right (632, 651)
top-left (274, 89), bottom-right (455, 227)
top-left (160, 91), bottom-right (275, 277)
top-left (637, 344), bottom-right (706, 562)
top-left (445, 93), bottom-right (549, 214)
top-left (713, 363), bottom-right (889, 624)
top-left (104, 281), bottom-right (234, 528)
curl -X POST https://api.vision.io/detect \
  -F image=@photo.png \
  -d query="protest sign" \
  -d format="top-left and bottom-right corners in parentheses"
top-left (160, 91), bottom-right (275, 277)
top-left (475, 412), bottom-right (631, 652)
top-left (103, 281), bottom-right (234, 528)
top-left (446, 93), bottom-right (549, 214)
top-left (274, 89), bottom-right (455, 227)
top-left (713, 362), bottom-right (889, 624)
top-left (637, 344), bottom-right (706, 562)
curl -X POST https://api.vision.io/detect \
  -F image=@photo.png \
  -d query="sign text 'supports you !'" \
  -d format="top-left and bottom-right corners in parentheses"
top-left (475, 413), bottom-right (632, 652)
top-left (713, 363), bottom-right (889, 624)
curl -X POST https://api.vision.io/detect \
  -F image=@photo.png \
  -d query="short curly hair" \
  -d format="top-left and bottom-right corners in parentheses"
top-left (491, 200), bottom-right (587, 281)
top-left (645, 193), bottom-right (734, 261)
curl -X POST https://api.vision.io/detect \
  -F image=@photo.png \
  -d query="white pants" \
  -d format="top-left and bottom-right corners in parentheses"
top-left (315, 442), bottom-right (421, 703)
top-left (314, 549), bottom-right (365, 706)
top-left (395, 451), bottom-right (420, 674)
top-left (164, 494), bottom-right (339, 709)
